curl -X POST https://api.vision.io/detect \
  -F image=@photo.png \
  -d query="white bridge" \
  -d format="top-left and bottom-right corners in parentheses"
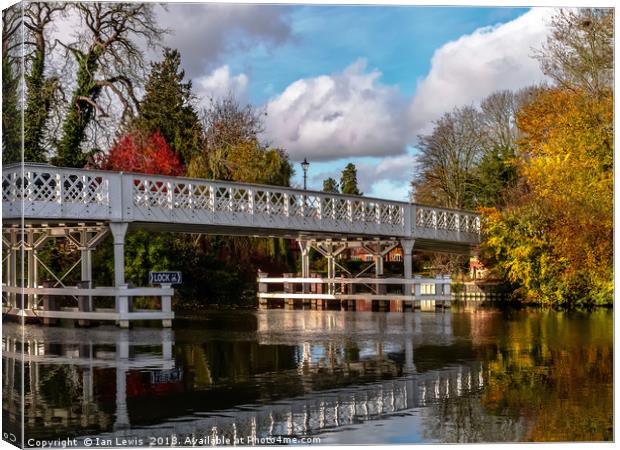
top-left (2, 163), bottom-right (481, 326)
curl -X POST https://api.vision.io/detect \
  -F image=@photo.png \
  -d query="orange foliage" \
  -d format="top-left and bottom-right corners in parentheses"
top-left (481, 86), bottom-right (613, 305)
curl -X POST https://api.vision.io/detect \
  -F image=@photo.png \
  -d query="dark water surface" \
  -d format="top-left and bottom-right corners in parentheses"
top-left (2, 306), bottom-right (613, 445)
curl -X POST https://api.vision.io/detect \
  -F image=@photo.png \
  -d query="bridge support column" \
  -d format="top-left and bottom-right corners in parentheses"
top-left (310, 240), bottom-right (348, 295)
top-left (374, 251), bottom-right (384, 277)
top-left (401, 239), bottom-right (414, 296)
top-left (110, 222), bottom-right (129, 328)
top-left (298, 240), bottom-right (311, 293)
top-left (161, 283), bottom-right (173, 328)
top-left (32, 247), bottom-right (38, 305)
top-left (23, 228), bottom-right (52, 310)
top-left (26, 230), bottom-right (36, 310)
top-left (110, 222), bottom-right (128, 287)
top-left (361, 240), bottom-right (398, 295)
top-left (79, 240), bottom-right (93, 325)
top-left (4, 229), bottom-right (18, 308)
top-left (75, 228), bottom-right (106, 316)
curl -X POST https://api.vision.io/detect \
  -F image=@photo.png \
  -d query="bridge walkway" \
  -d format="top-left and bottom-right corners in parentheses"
top-left (2, 163), bottom-right (481, 326)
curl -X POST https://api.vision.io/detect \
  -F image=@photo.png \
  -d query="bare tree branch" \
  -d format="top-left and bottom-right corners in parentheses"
top-left (55, 2), bottom-right (167, 166)
top-left (76, 95), bottom-right (108, 117)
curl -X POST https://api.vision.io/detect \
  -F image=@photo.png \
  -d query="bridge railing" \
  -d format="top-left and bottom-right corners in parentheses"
top-left (2, 164), bottom-right (480, 242)
top-left (2, 163), bottom-right (115, 220)
top-left (125, 172), bottom-right (406, 235)
top-left (412, 204), bottom-right (481, 241)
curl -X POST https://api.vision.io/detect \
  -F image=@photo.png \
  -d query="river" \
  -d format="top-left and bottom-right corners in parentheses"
top-left (2, 305), bottom-right (613, 446)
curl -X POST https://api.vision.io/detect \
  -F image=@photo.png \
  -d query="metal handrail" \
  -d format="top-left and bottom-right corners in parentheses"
top-left (2, 163), bottom-right (481, 241)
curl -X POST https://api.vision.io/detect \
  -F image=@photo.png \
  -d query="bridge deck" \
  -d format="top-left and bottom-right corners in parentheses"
top-left (2, 163), bottom-right (481, 327)
top-left (2, 163), bottom-right (480, 247)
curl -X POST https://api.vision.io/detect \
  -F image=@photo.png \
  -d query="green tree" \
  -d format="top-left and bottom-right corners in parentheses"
top-left (322, 177), bottom-right (339, 193)
top-left (54, 3), bottom-right (164, 167)
top-left (23, 3), bottom-right (66, 162)
top-left (474, 147), bottom-right (517, 208)
top-left (131, 48), bottom-right (202, 165)
top-left (2, 5), bottom-right (21, 164)
top-left (2, 57), bottom-right (20, 165)
top-left (473, 90), bottom-right (527, 207)
top-left (340, 163), bottom-right (362, 195)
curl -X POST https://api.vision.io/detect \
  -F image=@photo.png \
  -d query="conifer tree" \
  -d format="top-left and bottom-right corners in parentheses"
top-left (132, 48), bottom-right (203, 164)
top-left (322, 177), bottom-right (339, 193)
top-left (340, 163), bottom-right (362, 195)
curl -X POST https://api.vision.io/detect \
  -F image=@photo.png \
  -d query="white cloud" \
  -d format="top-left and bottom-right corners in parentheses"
top-left (195, 65), bottom-right (249, 107)
top-left (356, 153), bottom-right (417, 199)
top-left (155, 4), bottom-right (292, 79)
top-left (409, 7), bottom-right (555, 136)
top-left (264, 59), bottom-right (410, 160)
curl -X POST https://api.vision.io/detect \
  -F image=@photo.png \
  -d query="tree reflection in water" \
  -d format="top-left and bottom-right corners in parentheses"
top-left (2, 308), bottom-right (613, 445)
top-left (421, 307), bottom-right (612, 442)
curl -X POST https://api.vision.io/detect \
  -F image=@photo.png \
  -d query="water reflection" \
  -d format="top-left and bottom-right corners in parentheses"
top-left (2, 307), bottom-right (613, 445)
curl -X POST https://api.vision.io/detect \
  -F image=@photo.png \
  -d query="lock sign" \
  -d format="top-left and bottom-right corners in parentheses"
top-left (149, 271), bottom-right (182, 285)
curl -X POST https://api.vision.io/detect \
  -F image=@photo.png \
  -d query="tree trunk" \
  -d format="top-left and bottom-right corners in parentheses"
top-left (55, 52), bottom-right (100, 168)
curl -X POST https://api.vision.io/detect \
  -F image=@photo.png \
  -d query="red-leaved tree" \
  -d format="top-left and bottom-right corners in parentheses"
top-left (98, 129), bottom-right (184, 176)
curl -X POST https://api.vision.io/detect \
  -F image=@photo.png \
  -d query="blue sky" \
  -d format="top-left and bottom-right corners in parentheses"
top-left (231, 6), bottom-right (528, 104)
top-left (152, 3), bottom-right (553, 200)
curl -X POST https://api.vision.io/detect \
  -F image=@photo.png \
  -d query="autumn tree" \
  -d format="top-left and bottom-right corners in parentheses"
top-left (188, 95), bottom-right (292, 186)
top-left (130, 48), bottom-right (202, 165)
top-left (481, 8), bottom-right (613, 306)
top-left (98, 129), bottom-right (184, 176)
top-left (340, 163), bottom-right (362, 195)
top-left (54, 3), bottom-right (164, 167)
top-left (323, 177), bottom-right (339, 193)
top-left (189, 95), bottom-right (263, 179)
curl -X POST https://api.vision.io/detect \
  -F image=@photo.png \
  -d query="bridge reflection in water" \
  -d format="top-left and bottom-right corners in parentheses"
top-left (3, 310), bottom-right (525, 445)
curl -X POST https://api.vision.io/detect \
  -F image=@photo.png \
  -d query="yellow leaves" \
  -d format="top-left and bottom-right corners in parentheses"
top-left (481, 85), bottom-right (612, 305)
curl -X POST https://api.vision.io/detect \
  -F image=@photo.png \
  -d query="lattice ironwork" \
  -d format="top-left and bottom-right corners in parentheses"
top-left (27, 171), bottom-right (59, 202)
top-left (2, 168), bottom-right (109, 206)
top-left (2, 171), bottom-right (18, 202)
top-left (133, 179), bottom-right (172, 208)
top-left (62, 174), bottom-right (107, 205)
top-left (415, 206), bottom-right (480, 235)
top-left (3, 164), bottom-right (480, 244)
top-left (231, 188), bottom-right (250, 213)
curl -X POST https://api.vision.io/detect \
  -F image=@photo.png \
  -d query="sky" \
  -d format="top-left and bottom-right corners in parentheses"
top-left (107, 2), bottom-right (558, 199)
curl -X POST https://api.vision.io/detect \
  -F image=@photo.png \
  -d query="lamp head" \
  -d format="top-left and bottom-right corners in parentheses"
top-left (301, 158), bottom-right (310, 172)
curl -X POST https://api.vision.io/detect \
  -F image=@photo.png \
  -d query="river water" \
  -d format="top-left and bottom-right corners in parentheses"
top-left (2, 305), bottom-right (613, 446)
